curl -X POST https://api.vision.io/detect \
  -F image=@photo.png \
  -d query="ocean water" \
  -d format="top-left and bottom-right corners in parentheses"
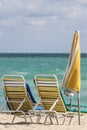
top-left (0, 53), bottom-right (87, 106)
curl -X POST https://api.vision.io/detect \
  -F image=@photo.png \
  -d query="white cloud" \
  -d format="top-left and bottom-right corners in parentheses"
top-left (0, 0), bottom-right (86, 21)
top-left (0, 31), bottom-right (3, 36)
top-left (29, 19), bottom-right (46, 27)
top-left (0, 16), bottom-right (22, 27)
top-left (78, 0), bottom-right (87, 4)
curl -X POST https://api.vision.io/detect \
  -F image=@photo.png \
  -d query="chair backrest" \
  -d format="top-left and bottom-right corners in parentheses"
top-left (34, 74), bottom-right (67, 113)
top-left (2, 75), bottom-right (32, 112)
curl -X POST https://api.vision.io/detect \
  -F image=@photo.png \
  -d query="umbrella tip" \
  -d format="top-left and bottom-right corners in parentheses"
top-left (75, 31), bottom-right (80, 34)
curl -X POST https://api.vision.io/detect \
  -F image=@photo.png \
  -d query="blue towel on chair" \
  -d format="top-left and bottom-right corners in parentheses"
top-left (26, 83), bottom-right (36, 103)
top-left (26, 83), bottom-right (44, 110)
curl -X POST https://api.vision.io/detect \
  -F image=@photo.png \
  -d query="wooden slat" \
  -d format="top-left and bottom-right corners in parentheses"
top-left (7, 94), bottom-right (26, 99)
top-left (39, 92), bottom-right (59, 98)
top-left (35, 78), bottom-right (57, 81)
top-left (3, 78), bottom-right (24, 81)
top-left (6, 91), bottom-right (26, 95)
top-left (5, 86), bottom-right (26, 91)
top-left (38, 86), bottom-right (59, 92)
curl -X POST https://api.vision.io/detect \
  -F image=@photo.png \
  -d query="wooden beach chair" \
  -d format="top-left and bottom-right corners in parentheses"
top-left (34, 74), bottom-right (67, 124)
top-left (34, 74), bottom-right (81, 125)
top-left (1, 75), bottom-right (34, 124)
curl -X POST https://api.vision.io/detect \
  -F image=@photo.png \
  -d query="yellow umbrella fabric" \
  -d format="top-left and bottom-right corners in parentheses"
top-left (62, 31), bottom-right (80, 96)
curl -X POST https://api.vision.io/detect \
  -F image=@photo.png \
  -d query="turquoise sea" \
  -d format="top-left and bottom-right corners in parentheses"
top-left (0, 53), bottom-right (87, 107)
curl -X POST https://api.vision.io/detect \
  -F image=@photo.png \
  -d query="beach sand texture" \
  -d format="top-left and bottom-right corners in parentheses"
top-left (0, 113), bottom-right (87, 130)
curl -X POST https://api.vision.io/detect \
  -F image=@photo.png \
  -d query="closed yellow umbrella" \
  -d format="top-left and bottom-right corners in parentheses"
top-left (62, 31), bottom-right (81, 125)
top-left (62, 31), bottom-right (80, 96)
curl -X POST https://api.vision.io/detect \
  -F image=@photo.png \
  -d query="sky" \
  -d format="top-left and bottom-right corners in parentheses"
top-left (0, 0), bottom-right (87, 53)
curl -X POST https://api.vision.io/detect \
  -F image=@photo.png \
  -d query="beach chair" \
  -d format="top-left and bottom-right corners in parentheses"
top-left (34, 74), bottom-right (81, 125)
top-left (1, 75), bottom-right (34, 124)
top-left (34, 74), bottom-right (66, 124)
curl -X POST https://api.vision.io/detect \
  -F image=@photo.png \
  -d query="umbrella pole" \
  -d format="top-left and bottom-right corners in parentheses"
top-left (77, 92), bottom-right (80, 125)
top-left (70, 96), bottom-right (72, 108)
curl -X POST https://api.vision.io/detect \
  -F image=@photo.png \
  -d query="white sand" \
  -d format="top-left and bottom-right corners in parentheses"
top-left (0, 113), bottom-right (87, 130)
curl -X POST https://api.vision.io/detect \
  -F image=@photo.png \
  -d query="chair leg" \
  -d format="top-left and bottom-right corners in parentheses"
top-left (44, 114), bottom-right (49, 124)
top-left (44, 114), bottom-right (53, 124)
top-left (23, 114), bottom-right (27, 124)
top-left (68, 116), bottom-right (75, 125)
top-left (62, 116), bottom-right (65, 125)
top-left (28, 112), bottom-right (33, 123)
top-left (36, 115), bottom-right (41, 123)
top-left (12, 114), bottom-right (16, 124)
top-left (55, 115), bottom-right (59, 125)
top-left (49, 116), bottom-right (53, 124)
top-left (49, 114), bottom-right (60, 125)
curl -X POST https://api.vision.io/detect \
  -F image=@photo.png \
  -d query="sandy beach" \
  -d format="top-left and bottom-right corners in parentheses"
top-left (0, 113), bottom-right (87, 130)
